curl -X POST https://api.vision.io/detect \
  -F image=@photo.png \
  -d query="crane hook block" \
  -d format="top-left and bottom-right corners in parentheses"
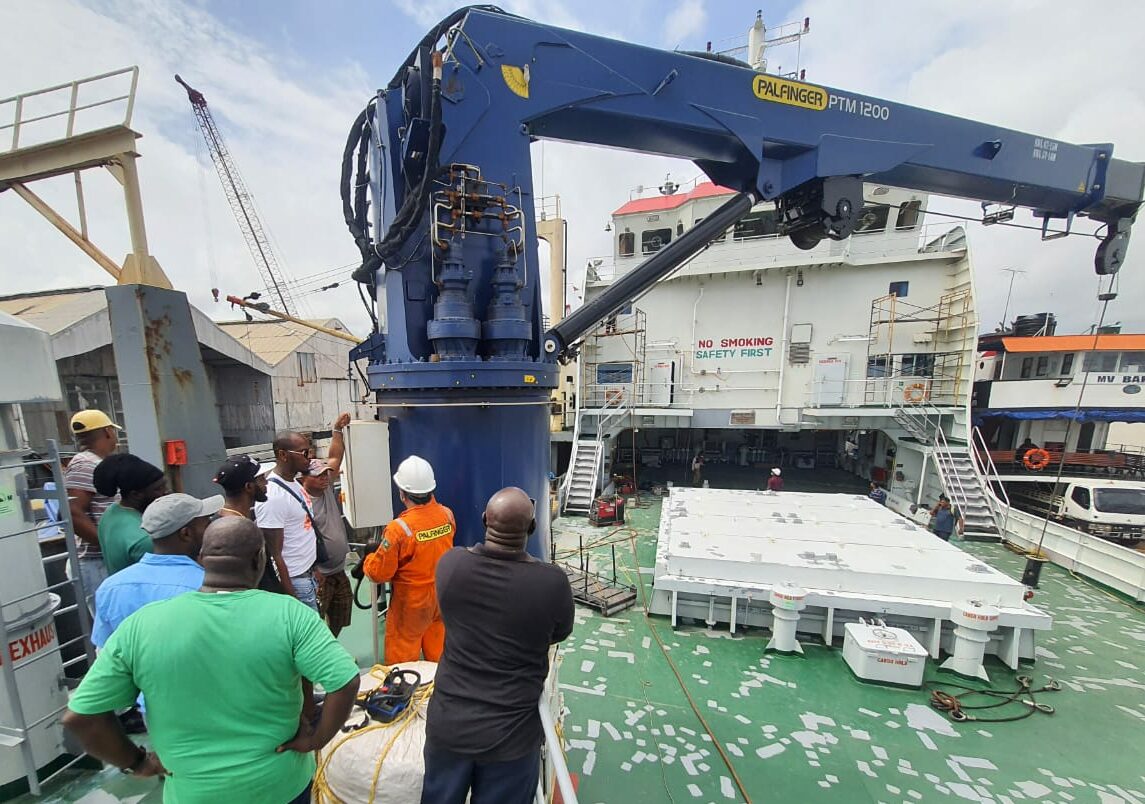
top-left (1096, 218), bottom-right (1132, 275)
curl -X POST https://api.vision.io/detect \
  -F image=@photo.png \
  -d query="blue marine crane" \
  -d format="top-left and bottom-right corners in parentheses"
top-left (343, 6), bottom-right (1144, 556)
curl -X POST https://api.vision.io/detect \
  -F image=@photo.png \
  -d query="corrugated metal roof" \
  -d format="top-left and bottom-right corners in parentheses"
top-left (0, 286), bottom-right (107, 335)
top-left (1000, 334), bottom-right (1145, 353)
top-left (216, 319), bottom-right (349, 366)
top-left (612, 182), bottom-right (735, 217)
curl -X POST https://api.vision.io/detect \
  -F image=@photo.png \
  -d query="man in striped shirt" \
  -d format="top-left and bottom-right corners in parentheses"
top-left (64, 410), bottom-right (122, 613)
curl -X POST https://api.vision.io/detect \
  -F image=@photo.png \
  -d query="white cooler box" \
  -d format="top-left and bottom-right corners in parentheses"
top-left (843, 620), bottom-right (928, 688)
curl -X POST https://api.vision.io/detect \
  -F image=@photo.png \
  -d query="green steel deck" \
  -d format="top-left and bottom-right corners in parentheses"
top-left (553, 499), bottom-right (1145, 803)
top-left (12, 493), bottom-right (1145, 804)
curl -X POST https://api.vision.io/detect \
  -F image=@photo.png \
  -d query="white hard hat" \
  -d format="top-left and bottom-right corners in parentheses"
top-left (393, 455), bottom-right (436, 494)
top-left (771, 468), bottom-right (781, 476)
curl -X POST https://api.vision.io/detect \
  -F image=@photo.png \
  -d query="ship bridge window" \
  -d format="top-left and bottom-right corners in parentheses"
top-left (733, 210), bottom-right (779, 240)
top-left (889, 281), bottom-right (909, 298)
top-left (866, 356), bottom-right (889, 378)
top-left (618, 231), bottom-right (635, 257)
top-left (1082, 352), bottom-right (1119, 373)
top-left (1094, 487), bottom-right (1145, 515)
top-left (596, 362), bottom-right (633, 384)
top-left (642, 228), bottom-right (672, 254)
top-left (1071, 486), bottom-right (1091, 510)
top-left (1035, 355), bottom-right (1052, 377)
top-left (1020, 357), bottom-right (1033, 378)
top-left (1061, 353), bottom-right (1075, 375)
top-left (902, 354), bottom-right (934, 377)
top-left (853, 205), bottom-right (890, 234)
top-left (895, 200), bottom-right (923, 230)
top-left (1120, 352), bottom-right (1145, 372)
top-left (694, 218), bottom-right (727, 242)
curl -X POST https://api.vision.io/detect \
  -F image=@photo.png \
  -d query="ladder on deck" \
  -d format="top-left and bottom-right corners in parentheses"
top-left (563, 440), bottom-right (604, 514)
top-left (894, 404), bottom-right (1003, 541)
top-left (932, 434), bottom-right (1001, 541)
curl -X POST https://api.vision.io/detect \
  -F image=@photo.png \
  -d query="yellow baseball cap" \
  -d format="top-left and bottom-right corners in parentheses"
top-left (70, 410), bottom-right (122, 435)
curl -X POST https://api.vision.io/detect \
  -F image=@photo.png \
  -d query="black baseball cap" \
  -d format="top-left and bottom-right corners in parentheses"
top-left (213, 454), bottom-right (273, 491)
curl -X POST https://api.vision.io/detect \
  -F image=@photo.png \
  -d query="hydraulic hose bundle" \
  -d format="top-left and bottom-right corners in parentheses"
top-left (342, 6), bottom-right (511, 291)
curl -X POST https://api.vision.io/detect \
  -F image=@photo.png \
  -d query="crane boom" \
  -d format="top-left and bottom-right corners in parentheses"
top-left (339, 6), bottom-right (1145, 559)
top-left (175, 74), bottom-right (297, 315)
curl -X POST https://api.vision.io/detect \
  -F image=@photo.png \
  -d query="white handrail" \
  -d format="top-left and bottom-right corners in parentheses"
top-left (972, 425), bottom-right (1011, 536)
top-left (933, 425), bottom-right (971, 513)
top-left (538, 698), bottom-right (578, 804)
top-left (0, 66), bottom-right (138, 152)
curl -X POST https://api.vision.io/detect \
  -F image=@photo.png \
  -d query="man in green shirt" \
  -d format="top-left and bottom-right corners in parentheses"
top-left (63, 517), bottom-right (360, 804)
top-left (93, 454), bottom-right (169, 574)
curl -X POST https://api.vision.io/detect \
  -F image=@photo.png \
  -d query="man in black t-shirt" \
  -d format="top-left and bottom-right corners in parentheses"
top-left (421, 487), bottom-right (574, 804)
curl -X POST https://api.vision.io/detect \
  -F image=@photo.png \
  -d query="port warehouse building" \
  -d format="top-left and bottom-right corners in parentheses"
top-left (1, 286), bottom-right (366, 451)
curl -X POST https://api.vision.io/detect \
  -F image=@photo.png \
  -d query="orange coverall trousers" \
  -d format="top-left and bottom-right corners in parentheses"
top-left (362, 499), bottom-right (455, 664)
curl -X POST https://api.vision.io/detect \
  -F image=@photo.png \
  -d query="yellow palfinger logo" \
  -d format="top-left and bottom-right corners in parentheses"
top-left (416, 523), bottom-right (453, 542)
top-left (501, 64), bottom-right (530, 99)
top-left (751, 74), bottom-right (827, 111)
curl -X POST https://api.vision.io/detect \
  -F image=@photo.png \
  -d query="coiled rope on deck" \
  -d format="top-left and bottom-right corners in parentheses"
top-left (313, 664), bottom-right (435, 804)
top-left (926, 675), bottom-right (1062, 723)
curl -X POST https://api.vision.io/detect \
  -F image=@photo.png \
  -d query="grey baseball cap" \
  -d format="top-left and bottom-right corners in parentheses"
top-left (142, 493), bottom-right (225, 539)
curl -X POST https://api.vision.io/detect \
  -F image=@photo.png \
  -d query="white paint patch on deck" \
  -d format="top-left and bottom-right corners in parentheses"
top-left (582, 751), bottom-right (596, 776)
top-left (800, 713), bottom-right (836, 731)
top-left (559, 683), bottom-right (605, 696)
top-left (755, 743), bottom-right (786, 759)
top-left (905, 703), bottom-right (959, 737)
top-left (1016, 780), bottom-right (1053, 798)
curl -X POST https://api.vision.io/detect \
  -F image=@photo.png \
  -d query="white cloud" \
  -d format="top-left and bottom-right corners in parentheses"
top-left (5, 0), bottom-right (1145, 346)
top-left (663, 0), bottom-right (707, 48)
top-left (390, 0), bottom-right (590, 33)
top-left (788, 0), bottom-right (1145, 334)
top-left (0, 0), bottom-right (370, 331)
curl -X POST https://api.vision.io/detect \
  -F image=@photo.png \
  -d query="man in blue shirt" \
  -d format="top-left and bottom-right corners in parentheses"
top-left (91, 493), bottom-right (223, 646)
top-left (868, 483), bottom-right (888, 506)
top-left (928, 494), bottom-right (964, 542)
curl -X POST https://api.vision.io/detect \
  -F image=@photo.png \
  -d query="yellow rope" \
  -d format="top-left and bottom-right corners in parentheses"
top-left (313, 664), bottom-right (435, 804)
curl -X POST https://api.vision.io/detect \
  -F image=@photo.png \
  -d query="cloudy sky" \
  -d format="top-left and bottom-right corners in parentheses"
top-left (2, 0), bottom-right (1144, 338)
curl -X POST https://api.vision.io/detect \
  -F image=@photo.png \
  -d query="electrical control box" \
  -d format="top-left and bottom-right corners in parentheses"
top-left (341, 419), bottom-right (393, 529)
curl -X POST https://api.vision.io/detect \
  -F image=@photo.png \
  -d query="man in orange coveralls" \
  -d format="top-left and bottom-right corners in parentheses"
top-left (361, 455), bottom-right (456, 663)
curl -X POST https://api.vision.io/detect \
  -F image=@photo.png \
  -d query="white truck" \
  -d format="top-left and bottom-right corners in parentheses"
top-left (1007, 479), bottom-right (1145, 545)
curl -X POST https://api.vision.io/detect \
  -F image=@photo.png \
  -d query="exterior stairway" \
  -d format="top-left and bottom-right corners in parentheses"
top-left (894, 404), bottom-right (1001, 541)
top-left (893, 407), bottom-right (934, 443)
top-left (932, 442), bottom-right (1001, 541)
top-left (563, 440), bottom-right (604, 515)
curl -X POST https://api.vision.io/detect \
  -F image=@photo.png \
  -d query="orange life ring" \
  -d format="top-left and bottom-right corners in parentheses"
top-left (1023, 448), bottom-right (1051, 471)
top-left (904, 383), bottom-right (927, 403)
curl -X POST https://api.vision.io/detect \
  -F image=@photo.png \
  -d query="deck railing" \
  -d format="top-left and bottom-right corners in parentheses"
top-left (0, 66), bottom-right (138, 153)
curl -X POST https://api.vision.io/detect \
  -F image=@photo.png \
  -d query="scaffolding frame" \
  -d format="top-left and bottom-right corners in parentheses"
top-left (580, 308), bottom-right (648, 410)
top-left (864, 289), bottom-right (974, 406)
